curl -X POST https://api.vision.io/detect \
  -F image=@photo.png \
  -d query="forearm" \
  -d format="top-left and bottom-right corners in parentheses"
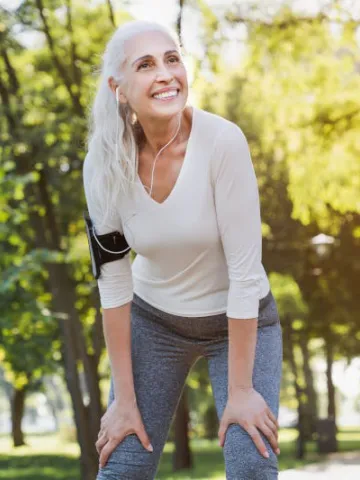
top-left (102, 301), bottom-right (135, 402)
top-left (228, 317), bottom-right (258, 394)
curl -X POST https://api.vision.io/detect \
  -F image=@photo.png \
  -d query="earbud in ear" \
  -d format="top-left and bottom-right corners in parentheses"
top-left (115, 86), bottom-right (120, 103)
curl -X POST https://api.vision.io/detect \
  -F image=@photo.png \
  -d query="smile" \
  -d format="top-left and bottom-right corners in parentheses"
top-left (152, 89), bottom-right (179, 100)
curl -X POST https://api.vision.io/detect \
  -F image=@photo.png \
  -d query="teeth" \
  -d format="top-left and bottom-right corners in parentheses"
top-left (154, 90), bottom-right (178, 99)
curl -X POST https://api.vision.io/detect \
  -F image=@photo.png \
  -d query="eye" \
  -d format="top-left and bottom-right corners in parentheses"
top-left (168, 56), bottom-right (180, 64)
top-left (138, 61), bottom-right (152, 70)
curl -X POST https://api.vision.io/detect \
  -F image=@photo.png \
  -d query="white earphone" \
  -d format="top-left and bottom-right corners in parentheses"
top-left (114, 84), bottom-right (182, 198)
top-left (147, 116), bottom-right (182, 197)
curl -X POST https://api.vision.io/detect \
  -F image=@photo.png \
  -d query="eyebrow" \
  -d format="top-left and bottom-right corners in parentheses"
top-left (131, 50), bottom-right (179, 67)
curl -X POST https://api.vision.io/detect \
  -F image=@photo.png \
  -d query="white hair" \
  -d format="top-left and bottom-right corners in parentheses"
top-left (87, 21), bottom-right (181, 229)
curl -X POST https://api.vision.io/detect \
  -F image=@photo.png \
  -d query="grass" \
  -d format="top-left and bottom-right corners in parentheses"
top-left (0, 428), bottom-right (359, 480)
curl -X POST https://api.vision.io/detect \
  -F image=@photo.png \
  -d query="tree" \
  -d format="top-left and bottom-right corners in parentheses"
top-left (0, 2), bottom-right (131, 477)
top-left (198, 0), bottom-right (359, 457)
top-left (0, 265), bottom-right (59, 446)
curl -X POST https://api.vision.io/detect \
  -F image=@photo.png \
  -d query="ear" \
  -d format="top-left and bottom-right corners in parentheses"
top-left (108, 76), bottom-right (127, 104)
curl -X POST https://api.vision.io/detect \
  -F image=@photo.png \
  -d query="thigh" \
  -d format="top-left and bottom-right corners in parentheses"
top-left (206, 303), bottom-right (283, 479)
top-left (98, 301), bottom-right (196, 480)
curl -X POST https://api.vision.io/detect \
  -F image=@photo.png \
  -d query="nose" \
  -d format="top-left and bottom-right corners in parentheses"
top-left (155, 63), bottom-right (174, 82)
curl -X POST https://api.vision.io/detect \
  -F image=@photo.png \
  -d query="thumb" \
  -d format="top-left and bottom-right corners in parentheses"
top-left (136, 422), bottom-right (153, 453)
top-left (218, 416), bottom-right (229, 448)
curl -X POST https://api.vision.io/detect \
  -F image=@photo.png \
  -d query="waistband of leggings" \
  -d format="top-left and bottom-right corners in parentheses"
top-left (133, 289), bottom-right (273, 320)
top-left (132, 293), bottom-right (227, 322)
top-left (259, 288), bottom-right (273, 310)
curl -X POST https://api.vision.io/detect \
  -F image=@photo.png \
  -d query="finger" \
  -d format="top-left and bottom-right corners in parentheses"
top-left (218, 420), bottom-right (228, 448)
top-left (246, 425), bottom-right (269, 458)
top-left (264, 417), bottom-right (278, 440)
top-left (266, 408), bottom-right (279, 429)
top-left (258, 423), bottom-right (279, 455)
top-left (136, 423), bottom-right (153, 452)
top-left (95, 434), bottom-right (108, 455)
top-left (99, 438), bottom-right (120, 468)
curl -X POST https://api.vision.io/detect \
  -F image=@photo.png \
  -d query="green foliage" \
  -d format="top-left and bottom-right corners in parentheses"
top-left (244, 7), bottom-right (360, 228)
top-left (269, 273), bottom-right (308, 323)
top-left (199, 1), bottom-right (360, 360)
top-left (0, 0), bottom-right (132, 398)
top-left (0, 1), bottom-right (359, 459)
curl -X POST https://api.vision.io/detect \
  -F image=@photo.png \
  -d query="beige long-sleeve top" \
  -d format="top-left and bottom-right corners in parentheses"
top-left (83, 107), bottom-right (270, 318)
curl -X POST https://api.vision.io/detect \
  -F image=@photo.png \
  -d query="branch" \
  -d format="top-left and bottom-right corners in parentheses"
top-left (176, 0), bottom-right (185, 45)
top-left (65, 0), bottom-right (82, 86)
top-left (299, 107), bottom-right (360, 129)
top-left (1, 48), bottom-right (20, 94)
top-left (226, 11), bottom-right (330, 28)
top-left (37, 168), bottom-right (61, 250)
top-left (0, 18), bottom-right (21, 95)
top-left (0, 72), bottom-right (17, 134)
top-left (35, 0), bottom-right (84, 117)
top-left (225, 5), bottom-right (360, 30)
top-left (321, 108), bottom-right (360, 126)
top-left (106, 0), bottom-right (116, 28)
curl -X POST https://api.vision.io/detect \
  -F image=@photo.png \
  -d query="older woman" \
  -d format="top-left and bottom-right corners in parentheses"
top-left (83, 20), bottom-right (282, 480)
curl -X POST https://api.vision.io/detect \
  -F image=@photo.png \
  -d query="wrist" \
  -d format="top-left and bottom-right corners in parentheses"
top-left (112, 373), bottom-right (136, 403)
top-left (114, 391), bottom-right (137, 406)
top-left (113, 382), bottom-right (136, 404)
top-left (228, 384), bottom-right (254, 396)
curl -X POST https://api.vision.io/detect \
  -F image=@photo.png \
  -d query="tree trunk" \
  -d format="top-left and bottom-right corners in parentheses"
top-left (325, 339), bottom-right (337, 422)
top-left (172, 387), bottom-right (193, 471)
top-left (299, 332), bottom-right (318, 439)
top-left (36, 168), bottom-right (102, 478)
top-left (25, 177), bottom-right (102, 479)
top-left (11, 386), bottom-right (27, 447)
top-left (49, 262), bottom-right (100, 480)
top-left (283, 315), bottom-right (306, 459)
top-left (12, 164), bottom-right (101, 479)
top-left (204, 404), bottom-right (218, 439)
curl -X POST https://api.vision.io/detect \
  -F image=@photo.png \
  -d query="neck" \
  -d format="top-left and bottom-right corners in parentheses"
top-left (138, 112), bottom-right (183, 156)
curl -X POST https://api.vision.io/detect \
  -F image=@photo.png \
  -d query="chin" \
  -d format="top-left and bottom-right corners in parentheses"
top-left (151, 97), bottom-right (187, 118)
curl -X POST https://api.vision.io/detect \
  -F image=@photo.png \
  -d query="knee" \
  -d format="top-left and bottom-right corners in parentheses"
top-left (96, 434), bottom-right (158, 480)
top-left (224, 425), bottom-right (278, 480)
top-left (225, 453), bottom-right (278, 480)
top-left (97, 464), bottom-right (154, 480)
top-left (97, 459), bottom-right (156, 480)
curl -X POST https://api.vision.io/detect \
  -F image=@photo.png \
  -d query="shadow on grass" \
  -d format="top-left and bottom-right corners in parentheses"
top-left (0, 450), bottom-right (224, 480)
top-left (0, 454), bottom-right (80, 480)
top-left (157, 447), bottom-right (225, 479)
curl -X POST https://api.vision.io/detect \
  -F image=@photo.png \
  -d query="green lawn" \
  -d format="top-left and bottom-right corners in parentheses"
top-left (0, 428), bottom-right (359, 480)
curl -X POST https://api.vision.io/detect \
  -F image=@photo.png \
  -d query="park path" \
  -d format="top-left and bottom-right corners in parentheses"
top-left (279, 451), bottom-right (360, 479)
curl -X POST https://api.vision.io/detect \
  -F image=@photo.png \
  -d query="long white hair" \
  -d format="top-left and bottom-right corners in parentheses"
top-left (87, 21), bottom-right (181, 228)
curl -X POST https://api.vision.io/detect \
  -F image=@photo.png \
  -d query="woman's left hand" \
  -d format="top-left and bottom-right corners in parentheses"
top-left (218, 387), bottom-right (280, 458)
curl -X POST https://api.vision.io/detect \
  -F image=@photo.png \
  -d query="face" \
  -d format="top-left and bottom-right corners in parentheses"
top-left (111, 30), bottom-right (188, 121)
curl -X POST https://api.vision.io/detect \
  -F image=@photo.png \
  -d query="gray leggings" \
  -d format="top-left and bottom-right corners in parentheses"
top-left (97, 290), bottom-right (283, 480)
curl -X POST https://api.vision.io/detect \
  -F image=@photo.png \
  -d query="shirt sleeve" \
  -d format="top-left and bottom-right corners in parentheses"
top-left (83, 151), bottom-right (133, 309)
top-left (213, 122), bottom-right (263, 319)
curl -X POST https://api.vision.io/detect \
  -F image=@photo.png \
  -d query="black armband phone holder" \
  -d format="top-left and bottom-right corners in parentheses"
top-left (83, 211), bottom-right (131, 279)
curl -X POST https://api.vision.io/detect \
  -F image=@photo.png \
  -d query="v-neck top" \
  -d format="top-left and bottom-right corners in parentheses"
top-left (135, 108), bottom-right (196, 207)
top-left (83, 107), bottom-right (270, 318)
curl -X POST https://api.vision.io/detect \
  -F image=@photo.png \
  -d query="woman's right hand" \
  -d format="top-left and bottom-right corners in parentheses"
top-left (96, 398), bottom-right (153, 468)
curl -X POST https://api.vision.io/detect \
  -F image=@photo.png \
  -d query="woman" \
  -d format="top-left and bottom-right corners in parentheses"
top-left (83, 20), bottom-right (283, 480)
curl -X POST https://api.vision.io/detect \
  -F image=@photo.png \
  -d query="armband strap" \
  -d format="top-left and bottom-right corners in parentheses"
top-left (83, 211), bottom-right (131, 279)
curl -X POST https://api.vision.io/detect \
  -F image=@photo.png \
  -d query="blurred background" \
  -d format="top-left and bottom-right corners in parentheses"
top-left (0, 0), bottom-right (359, 479)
